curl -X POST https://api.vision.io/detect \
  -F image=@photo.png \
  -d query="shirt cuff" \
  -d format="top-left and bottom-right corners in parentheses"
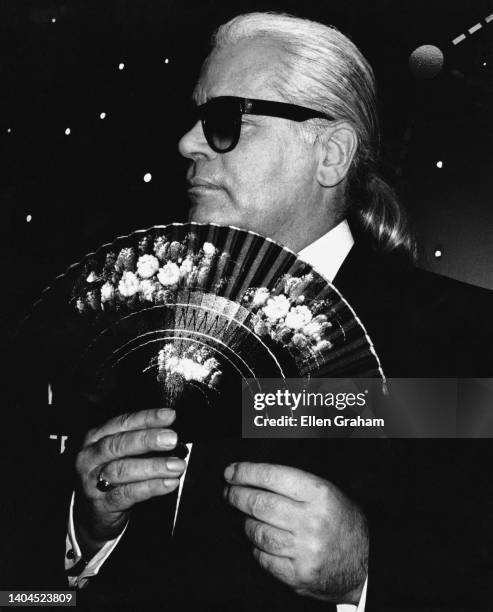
top-left (336, 576), bottom-right (368, 612)
top-left (65, 491), bottom-right (129, 589)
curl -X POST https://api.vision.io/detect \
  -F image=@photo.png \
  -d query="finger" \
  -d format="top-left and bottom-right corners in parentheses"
top-left (252, 548), bottom-right (296, 587)
top-left (101, 478), bottom-right (181, 511)
top-left (224, 462), bottom-right (321, 502)
top-left (224, 485), bottom-right (299, 530)
top-left (244, 518), bottom-right (294, 557)
top-left (92, 428), bottom-right (178, 465)
top-left (101, 456), bottom-right (186, 485)
top-left (85, 408), bottom-right (176, 445)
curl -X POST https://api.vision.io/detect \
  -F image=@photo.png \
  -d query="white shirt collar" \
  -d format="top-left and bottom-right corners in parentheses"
top-left (297, 219), bottom-right (354, 282)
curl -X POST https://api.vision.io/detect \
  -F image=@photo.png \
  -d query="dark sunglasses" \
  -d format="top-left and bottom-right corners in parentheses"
top-left (194, 96), bottom-right (334, 153)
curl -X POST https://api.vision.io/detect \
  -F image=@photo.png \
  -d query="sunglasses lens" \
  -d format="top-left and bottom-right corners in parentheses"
top-left (202, 99), bottom-right (241, 152)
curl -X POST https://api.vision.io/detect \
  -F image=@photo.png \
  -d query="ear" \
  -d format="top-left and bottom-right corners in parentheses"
top-left (316, 123), bottom-right (358, 188)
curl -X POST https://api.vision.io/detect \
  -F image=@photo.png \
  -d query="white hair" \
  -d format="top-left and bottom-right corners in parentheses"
top-left (210, 12), bottom-right (416, 258)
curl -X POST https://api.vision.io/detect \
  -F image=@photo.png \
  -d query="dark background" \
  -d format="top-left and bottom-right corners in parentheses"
top-left (1, 3), bottom-right (492, 606)
top-left (1, 0), bottom-right (492, 333)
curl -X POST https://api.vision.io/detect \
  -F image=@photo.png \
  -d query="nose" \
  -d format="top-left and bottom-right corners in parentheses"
top-left (178, 120), bottom-right (217, 161)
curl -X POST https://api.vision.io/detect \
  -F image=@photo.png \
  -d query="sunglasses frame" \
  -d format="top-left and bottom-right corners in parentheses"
top-left (196, 96), bottom-right (335, 153)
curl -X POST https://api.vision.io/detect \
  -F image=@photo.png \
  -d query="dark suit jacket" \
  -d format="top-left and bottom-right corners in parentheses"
top-left (4, 239), bottom-right (493, 611)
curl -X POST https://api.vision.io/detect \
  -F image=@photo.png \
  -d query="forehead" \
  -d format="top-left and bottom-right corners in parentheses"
top-left (194, 38), bottom-right (286, 103)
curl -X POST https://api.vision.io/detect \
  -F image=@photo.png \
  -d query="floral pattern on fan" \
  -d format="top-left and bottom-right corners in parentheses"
top-left (72, 229), bottom-right (339, 391)
top-left (73, 234), bottom-right (230, 393)
top-left (243, 276), bottom-right (336, 356)
top-left (75, 235), bottom-right (222, 313)
top-left (140, 343), bottom-right (223, 403)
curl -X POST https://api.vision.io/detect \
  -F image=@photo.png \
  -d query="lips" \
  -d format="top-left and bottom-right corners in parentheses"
top-left (187, 171), bottom-right (221, 186)
top-left (188, 178), bottom-right (222, 190)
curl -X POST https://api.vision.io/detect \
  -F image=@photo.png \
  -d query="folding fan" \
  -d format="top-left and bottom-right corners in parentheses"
top-left (19, 222), bottom-right (385, 442)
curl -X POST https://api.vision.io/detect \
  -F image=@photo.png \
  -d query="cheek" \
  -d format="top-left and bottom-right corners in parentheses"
top-left (226, 142), bottom-right (287, 207)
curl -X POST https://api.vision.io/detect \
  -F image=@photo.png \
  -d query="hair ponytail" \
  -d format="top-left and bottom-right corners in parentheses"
top-left (349, 172), bottom-right (417, 260)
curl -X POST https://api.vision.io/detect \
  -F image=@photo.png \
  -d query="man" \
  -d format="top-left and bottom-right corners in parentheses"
top-left (52, 11), bottom-right (493, 611)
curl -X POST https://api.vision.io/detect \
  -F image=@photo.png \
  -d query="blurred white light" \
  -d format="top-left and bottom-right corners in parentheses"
top-left (164, 58), bottom-right (170, 64)
top-left (26, 214), bottom-right (32, 223)
top-left (118, 62), bottom-right (125, 70)
top-left (143, 173), bottom-right (152, 183)
top-left (7, 128), bottom-right (12, 133)
top-left (483, 61), bottom-right (487, 67)
top-left (436, 161), bottom-right (443, 169)
top-left (51, 18), bottom-right (56, 23)
top-left (100, 112), bottom-right (106, 119)
top-left (434, 249), bottom-right (442, 258)
top-left (65, 128), bottom-right (71, 135)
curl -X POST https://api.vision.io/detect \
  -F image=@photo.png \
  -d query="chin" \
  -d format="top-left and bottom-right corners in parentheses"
top-left (187, 199), bottom-right (271, 237)
top-left (188, 203), bottom-right (239, 228)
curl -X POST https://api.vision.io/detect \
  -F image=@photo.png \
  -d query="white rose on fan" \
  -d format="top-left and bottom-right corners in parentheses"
top-left (179, 257), bottom-right (194, 280)
top-left (202, 242), bottom-right (216, 257)
top-left (204, 357), bottom-right (221, 371)
top-left (285, 305), bottom-right (313, 330)
top-left (157, 345), bottom-right (176, 368)
top-left (163, 344), bottom-right (176, 357)
top-left (172, 358), bottom-right (210, 382)
top-left (263, 295), bottom-right (290, 321)
top-left (101, 282), bottom-right (115, 302)
top-left (315, 339), bottom-right (333, 352)
top-left (302, 320), bottom-right (322, 338)
top-left (291, 332), bottom-right (309, 348)
top-left (118, 271), bottom-right (140, 297)
top-left (139, 279), bottom-right (156, 301)
top-left (137, 254), bottom-right (160, 279)
top-left (252, 287), bottom-right (270, 307)
top-left (163, 355), bottom-right (180, 371)
top-left (158, 262), bottom-right (180, 286)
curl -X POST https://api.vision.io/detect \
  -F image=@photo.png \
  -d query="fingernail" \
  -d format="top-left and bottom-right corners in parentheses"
top-left (163, 478), bottom-right (179, 487)
top-left (224, 463), bottom-right (236, 481)
top-left (157, 430), bottom-right (177, 448)
top-left (158, 408), bottom-right (174, 418)
top-left (166, 458), bottom-right (185, 472)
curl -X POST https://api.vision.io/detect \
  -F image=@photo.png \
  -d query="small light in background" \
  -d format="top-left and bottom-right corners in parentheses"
top-left (409, 45), bottom-right (444, 78)
top-left (7, 128), bottom-right (12, 133)
top-left (118, 62), bottom-right (125, 70)
top-left (100, 112), bottom-right (106, 119)
top-left (164, 58), bottom-right (170, 64)
top-left (436, 160), bottom-right (443, 169)
top-left (51, 18), bottom-right (56, 23)
top-left (143, 173), bottom-right (152, 183)
top-left (26, 214), bottom-right (32, 223)
top-left (483, 61), bottom-right (488, 67)
top-left (434, 249), bottom-right (442, 259)
top-left (65, 128), bottom-right (71, 136)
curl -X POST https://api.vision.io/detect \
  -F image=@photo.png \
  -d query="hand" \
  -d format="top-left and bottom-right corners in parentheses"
top-left (74, 408), bottom-right (186, 555)
top-left (224, 462), bottom-right (368, 604)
